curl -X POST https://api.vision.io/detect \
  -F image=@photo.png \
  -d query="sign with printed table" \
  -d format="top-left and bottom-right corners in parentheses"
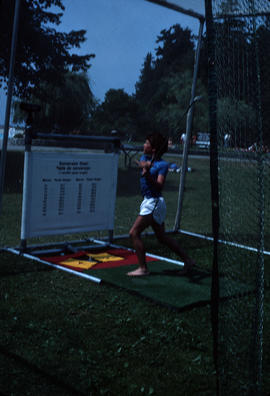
top-left (20, 151), bottom-right (119, 239)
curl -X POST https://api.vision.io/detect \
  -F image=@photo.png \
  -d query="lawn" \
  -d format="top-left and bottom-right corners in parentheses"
top-left (0, 149), bottom-right (270, 395)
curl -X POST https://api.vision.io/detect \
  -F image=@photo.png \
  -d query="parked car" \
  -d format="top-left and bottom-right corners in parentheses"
top-left (196, 132), bottom-right (210, 149)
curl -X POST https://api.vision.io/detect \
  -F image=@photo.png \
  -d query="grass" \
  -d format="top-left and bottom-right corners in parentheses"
top-left (1, 149), bottom-right (270, 395)
top-left (0, 251), bottom-right (215, 396)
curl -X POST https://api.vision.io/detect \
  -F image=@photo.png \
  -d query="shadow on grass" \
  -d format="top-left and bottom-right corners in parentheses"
top-left (0, 345), bottom-right (85, 396)
top-left (0, 251), bottom-right (54, 277)
top-left (158, 267), bottom-right (211, 284)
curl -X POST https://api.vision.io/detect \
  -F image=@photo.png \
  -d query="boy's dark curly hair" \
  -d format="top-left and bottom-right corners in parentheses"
top-left (146, 133), bottom-right (168, 158)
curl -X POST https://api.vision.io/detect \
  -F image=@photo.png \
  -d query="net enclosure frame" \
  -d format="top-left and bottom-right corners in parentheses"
top-left (148, 1), bottom-right (270, 395)
top-left (146, 0), bottom-right (206, 231)
top-left (204, 0), bottom-right (270, 395)
top-left (2, 1), bottom-right (270, 395)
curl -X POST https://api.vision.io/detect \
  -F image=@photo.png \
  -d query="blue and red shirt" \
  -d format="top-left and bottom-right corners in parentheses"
top-left (140, 154), bottom-right (169, 198)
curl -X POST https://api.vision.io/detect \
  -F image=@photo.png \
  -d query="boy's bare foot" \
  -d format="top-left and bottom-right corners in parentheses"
top-left (127, 268), bottom-right (150, 277)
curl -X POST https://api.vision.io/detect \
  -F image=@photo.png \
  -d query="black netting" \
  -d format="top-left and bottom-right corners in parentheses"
top-left (208, 0), bottom-right (269, 394)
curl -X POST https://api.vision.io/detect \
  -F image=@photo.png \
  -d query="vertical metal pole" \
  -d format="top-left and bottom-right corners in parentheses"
top-left (204, 0), bottom-right (219, 394)
top-left (20, 149), bottom-right (30, 253)
top-left (250, 1), bottom-right (264, 393)
top-left (0, 0), bottom-right (21, 215)
top-left (20, 110), bottom-right (34, 253)
top-left (174, 18), bottom-right (204, 231)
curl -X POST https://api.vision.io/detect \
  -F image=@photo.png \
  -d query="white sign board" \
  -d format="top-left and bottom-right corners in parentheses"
top-left (21, 151), bottom-right (119, 239)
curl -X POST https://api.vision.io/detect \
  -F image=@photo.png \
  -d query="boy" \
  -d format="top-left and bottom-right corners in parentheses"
top-left (127, 133), bottom-right (195, 276)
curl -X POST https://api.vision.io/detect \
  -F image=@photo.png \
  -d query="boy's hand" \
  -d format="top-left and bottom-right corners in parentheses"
top-left (136, 160), bottom-right (151, 175)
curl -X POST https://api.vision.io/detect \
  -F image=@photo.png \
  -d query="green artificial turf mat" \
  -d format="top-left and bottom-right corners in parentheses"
top-left (88, 260), bottom-right (251, 310)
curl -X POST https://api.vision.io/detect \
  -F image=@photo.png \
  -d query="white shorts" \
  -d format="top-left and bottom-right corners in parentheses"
top-left (139, 197), bottom-right (166, 225)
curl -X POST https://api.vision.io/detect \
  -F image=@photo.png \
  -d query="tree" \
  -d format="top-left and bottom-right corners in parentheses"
top-left (154, 71), bottom-right (208, 138)
top-left (135, 52), bottom-right (155, 105)
top-left (91, 89), bottom-right (138, 140)
top-left (214, 13), bottom-right (270, 146)
top-left (154, 24), bottom-right (194, 77)
top-left (217, 97), bottom-right (256, 147)
top-left (257, 22), bottom-right (270, 145)
top-left (135, 25), bottom-right (195, 102)
top-left (219, 0), bottom-right (239, 15)
top-left (0, 0), bottom-right (95, 99)
top-left (135, 24), bottom-right (198, 138)
top-left (13, 72), bottom-right (95, 133)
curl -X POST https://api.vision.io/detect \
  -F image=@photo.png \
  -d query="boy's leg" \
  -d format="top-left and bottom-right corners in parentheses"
top-left (151, 221), bottom-right (195, 274)
top-left (127, 214), bottom-right (152, 276)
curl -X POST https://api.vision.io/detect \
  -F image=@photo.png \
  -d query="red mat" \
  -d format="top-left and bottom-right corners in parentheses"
top-left (41, 248), bottom-right (157, 272)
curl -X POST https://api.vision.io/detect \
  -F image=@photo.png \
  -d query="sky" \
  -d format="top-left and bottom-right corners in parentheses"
top-left (59, 0), bottom-right (203, 101)
top-left (0, 0), bottom-right (205, 125)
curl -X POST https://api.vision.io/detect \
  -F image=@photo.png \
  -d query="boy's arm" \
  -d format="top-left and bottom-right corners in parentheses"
top-left (135, 159), bottom-right (151, 171)
top-left (144, 172), bottom-right (165, 192)
top-left (136, 158), bottom-right (166, 191)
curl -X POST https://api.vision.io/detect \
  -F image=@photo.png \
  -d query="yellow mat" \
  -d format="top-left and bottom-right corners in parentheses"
top-left (59, 258), bottom-right (98, 269)
top-left (86, 252), bottom-right (124, 262)
top-left (59, 252), bottom-right (124, 269)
